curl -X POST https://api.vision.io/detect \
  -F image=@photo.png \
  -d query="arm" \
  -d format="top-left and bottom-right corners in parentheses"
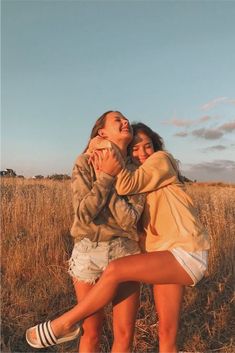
top-left (88, 149), bottom-right (146, 231)
top-left (71, 155), bottom-right (115, 225)
top-left (108, 189), bottom-right (146, 231)
top-left (115, 151), bottom-right (177, 195)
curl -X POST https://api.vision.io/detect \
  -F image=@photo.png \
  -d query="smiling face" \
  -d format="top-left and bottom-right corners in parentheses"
top-left (99, 111), bottom-right (133, 147)
top-left (131, 130), bottom-right (155, 165)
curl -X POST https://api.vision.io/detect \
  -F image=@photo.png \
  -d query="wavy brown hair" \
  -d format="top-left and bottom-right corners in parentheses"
top-left (130, 122), bottom-right (186, 182)
top-left (130, 122), bottom-right (165, 152)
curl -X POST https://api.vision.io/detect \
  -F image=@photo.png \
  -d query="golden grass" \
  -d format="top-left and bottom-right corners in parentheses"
top-left (1, 178), bottom-right (234, 353)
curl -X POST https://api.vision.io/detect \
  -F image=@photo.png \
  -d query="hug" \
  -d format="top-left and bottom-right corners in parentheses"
top-left (26, 111), bottom-right (209, 353)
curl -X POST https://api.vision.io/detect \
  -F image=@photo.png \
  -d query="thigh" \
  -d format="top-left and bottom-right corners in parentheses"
top-left (108, 251), bottom-right (193, 286)
top-left (153, 284), bottom-right (184, 330)
top-left (73, 279), bottom-right (104, 332)
top-left (112, 281), bottom-right (140, 334)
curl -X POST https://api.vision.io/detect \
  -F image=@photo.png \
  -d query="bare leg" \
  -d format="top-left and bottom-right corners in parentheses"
top-left (111, 282), bottom-right (139, 353)
top-left (47, 252), bottom-right (193, 338)
top-left (73, 279), bottom-right (104, 353)
top-left (153, 284), bottom-right (184, 353)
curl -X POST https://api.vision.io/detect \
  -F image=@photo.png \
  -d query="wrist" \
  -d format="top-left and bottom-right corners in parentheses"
top-left (98, 171), bottom-right (115, 181)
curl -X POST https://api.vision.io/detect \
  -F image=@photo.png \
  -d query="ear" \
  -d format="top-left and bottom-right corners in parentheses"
top-left (98, 128), bottom-right (105, 137)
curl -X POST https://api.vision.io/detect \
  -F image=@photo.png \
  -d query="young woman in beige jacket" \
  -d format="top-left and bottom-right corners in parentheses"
top-left (26, 122), bottom-right (209, 353)
top-left (26, 111), bottom-right (145, 353)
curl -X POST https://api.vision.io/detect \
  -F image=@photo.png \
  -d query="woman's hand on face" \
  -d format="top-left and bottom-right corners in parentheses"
top-left (90, 149), bottom-right (123, 176)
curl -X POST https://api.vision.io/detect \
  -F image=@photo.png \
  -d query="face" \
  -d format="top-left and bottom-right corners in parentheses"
top-left (131, 131), bottom-right (154, 165)
top-left (99, 112), bottom-right (133, 146)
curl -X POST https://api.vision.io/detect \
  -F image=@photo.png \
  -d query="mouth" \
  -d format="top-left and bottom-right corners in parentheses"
top-left (139, 157), bottom-right (148, 163)
top-left (121, 128), bottom-right (130, 133)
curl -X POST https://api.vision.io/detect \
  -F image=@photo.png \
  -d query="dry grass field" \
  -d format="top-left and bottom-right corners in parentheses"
top-left (1, 178), bottom-right (234, 353)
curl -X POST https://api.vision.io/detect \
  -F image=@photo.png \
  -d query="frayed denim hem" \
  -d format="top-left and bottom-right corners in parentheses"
top-left (72, 276), bottom-right (98, 285)
top-left (68, 267), bottom-right (103, 285)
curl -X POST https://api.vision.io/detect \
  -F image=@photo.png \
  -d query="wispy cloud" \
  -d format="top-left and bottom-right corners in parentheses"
top-left (226, 99), bottom-right (235, 105)
top-left (182, 160), bottom-right (235, 182)
top-left (174, 131), bottom-right (188, 137)
top-left (175, 120), bottom-right (235, 140)
top-left (198, 115), bottom-right (213, 123)
top-left (201, 145), bottom-right (227, 152)
top-left (218, 120), bottom-right (235, 132)
top-left (200, 97), bottom-right (235, 111)
top-left (164, 115), bottom-right (217, 128)
top-left (162, 118), bottom-right (193, 127)
top-left (192, 128), bottom-right (223, 140)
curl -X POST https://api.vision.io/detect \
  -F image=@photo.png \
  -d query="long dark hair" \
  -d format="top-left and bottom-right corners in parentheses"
top-left (130, 122), bottom-right (165, 152)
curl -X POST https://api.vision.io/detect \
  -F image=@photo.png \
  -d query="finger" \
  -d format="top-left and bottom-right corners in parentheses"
top-left (88, 153), bottom-right (95, 164)
top-left (96, 151), bottom-right (104, 166)
top-left (101, 149), bottom-right (111, 162)
top-left (90, 152), bottom-right (101, 170)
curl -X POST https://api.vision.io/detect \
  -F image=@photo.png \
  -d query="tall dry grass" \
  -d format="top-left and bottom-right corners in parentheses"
top-left (1, 178), bottom-right (234, 353)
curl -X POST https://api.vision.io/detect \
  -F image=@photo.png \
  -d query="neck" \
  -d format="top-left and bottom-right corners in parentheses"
top-left (111, 140), bottom-right (128, 158)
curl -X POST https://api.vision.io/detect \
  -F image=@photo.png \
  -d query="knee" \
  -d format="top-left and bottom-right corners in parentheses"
top-left (158, 321), bottom-right (177, 343)
top-left (81, 326), bottom-right (101, 346)
top-left (113, 327), bottom-right (134, 349)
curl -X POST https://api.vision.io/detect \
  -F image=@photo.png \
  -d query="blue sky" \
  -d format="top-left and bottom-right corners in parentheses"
top-left (1, 0), bottom-right (235, 182)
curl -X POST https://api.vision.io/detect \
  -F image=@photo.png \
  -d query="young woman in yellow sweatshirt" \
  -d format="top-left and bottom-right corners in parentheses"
top-left (26, 122), bottom-right (209, 353)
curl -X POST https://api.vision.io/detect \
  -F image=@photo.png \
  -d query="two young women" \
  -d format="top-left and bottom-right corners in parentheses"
top-left (26, 111), bottom-right (210, 353)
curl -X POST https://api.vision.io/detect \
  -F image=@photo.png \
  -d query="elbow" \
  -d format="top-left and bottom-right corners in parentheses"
top-left (77, 214), bottom-right (91, 225)
top-left (76, 207), bottom-right (93, 225)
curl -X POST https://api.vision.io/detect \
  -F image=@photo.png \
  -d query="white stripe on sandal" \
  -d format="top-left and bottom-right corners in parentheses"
top-left (26, 320), bottom-right (81, 349)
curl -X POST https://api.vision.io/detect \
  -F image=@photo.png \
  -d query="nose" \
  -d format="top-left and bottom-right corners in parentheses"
top-left (140, 147), bottom-right (147, 156)
top-left (122, 119), bottom-right (129, 127)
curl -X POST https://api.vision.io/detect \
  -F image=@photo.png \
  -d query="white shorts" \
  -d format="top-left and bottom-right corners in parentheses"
top-left (68, 237), bottom-right (140, 284)
top-left (170, 247), bottom-right (208, 286)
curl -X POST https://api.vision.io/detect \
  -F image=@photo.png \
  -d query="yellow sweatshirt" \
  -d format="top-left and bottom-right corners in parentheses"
top-left (116, 151), bottom-right (210, 252)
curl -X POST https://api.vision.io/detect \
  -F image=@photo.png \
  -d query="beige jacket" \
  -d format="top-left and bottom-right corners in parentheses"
top-left (70, 153), bottom-right (145, 243)
top-left (116, 151), bottom-right (210, 252)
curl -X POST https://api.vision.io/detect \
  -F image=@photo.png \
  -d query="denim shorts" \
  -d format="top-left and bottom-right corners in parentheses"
top-left (170, 247), bottom-right (208, 286)
top-left (68, 237), bottom-right (141, 284)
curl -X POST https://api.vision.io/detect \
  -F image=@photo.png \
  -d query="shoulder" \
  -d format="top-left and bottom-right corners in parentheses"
top-left (152, 151), bottom-right (171, 159)
top-left (74, 153), bottom-right (90, 167)
top-left (143, 151), bottom-right (179, 174)
top-left (144, 151), bottom-right (171, 164)
top-left (71, 153), bottom-right (95, 185)
top-left (72, 154), bottom-right (93, 176)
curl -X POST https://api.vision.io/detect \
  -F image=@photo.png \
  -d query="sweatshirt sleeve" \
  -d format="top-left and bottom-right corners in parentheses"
top-left (108, 189), bottom-right (145, 231)
top-left (71, 155), bottom-right (115, 224)
top-left (115, 152), bottom-right (177, 195)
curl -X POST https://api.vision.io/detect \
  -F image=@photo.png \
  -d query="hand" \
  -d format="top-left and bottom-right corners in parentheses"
top-left (89, 150), bottom-right (102, 173)
top-left (90, 149), bottom-right (123, 176)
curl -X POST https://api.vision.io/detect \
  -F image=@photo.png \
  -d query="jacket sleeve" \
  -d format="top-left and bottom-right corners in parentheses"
top-left (108, 189), bottom-right (145, 231)
top-left (115, 152), bottom-right (177, 195)
top-left (71, 155), bottom-right (115, 224)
